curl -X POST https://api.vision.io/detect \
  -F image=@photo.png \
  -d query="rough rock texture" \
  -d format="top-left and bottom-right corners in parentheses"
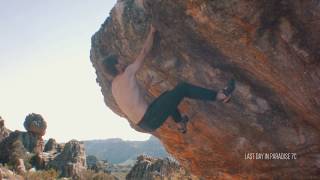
top-left (90, 0), bottom-right (320, 179)
top-left (0, 117), bottom-right (11, 142)
top-left (44, 138), bottom-right (58, 152)
top-left (0, 133), bottom-right (27, 166)
top-left (0, 131), bottom-right (39, 164)
top-left (126, 155), bottom-right (199, 180)
top-left (24, 113), bottom-right (47, 136)
top-left (48, 140), bottom-right (87, 178)
top-left (0, 130), bottom-right (44, 158)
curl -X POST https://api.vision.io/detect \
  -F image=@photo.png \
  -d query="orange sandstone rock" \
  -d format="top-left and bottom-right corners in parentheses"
top-left (90, 0), bottom-right (320, 179)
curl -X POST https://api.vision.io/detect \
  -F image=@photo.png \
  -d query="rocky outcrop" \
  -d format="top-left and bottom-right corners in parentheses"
top-left (48, 140), bottom-right (87, 178)
top-left (0, 115), bottom-right (90, 179)
top-left (44, 138), bottom-right (58, 152)
top-left (86, 155), bottom-right (109, 173)
top-left (0, 117), bottom-right (11, 142)
top-left (90, 0), bottom-right (320, 179)
top-left (0, 114), bottom-right (46, 162)
top-left (0, 130), bottom-right (47, 173)
top-left (24, 113), bottom-right (47, 136)
top-left (0, 114), bottom-right (46, 174)
top-left (0, 133), bottom-right (28, 165)
top-left (126, 155), bottom-right (199, 180)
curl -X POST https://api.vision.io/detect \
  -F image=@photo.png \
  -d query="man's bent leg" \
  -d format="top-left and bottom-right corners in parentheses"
top-left (138, 82), bottom-right (217, 132)
top-left (171, 108), bottom-right (183, 123)
top-left (138, 91), bottom-right (182, 131)
top-left (172, 82), bottom-right (218, 101)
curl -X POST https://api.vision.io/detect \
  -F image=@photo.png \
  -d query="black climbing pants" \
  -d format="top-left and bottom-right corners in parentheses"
top-left (137, 82), bottom-right (217, 132)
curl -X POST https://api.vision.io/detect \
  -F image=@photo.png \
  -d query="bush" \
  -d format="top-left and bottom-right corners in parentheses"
top-left (78, 170), bottom-right (117, 180)
top-left (23, 169), bottom-right (59, 180)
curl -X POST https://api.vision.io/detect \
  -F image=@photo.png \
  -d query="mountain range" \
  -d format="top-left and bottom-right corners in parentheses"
top-left (83, 136), bottom-right (168, 164)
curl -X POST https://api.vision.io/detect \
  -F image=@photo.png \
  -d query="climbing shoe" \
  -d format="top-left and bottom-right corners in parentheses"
top-left (222, 79), bottom-right (236, 103)
top-left (177, 116), bottom-right (189, 134)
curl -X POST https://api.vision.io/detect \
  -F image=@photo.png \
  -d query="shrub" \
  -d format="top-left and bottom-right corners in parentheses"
top-left (78, 169), bottom-right (117, 180)
top-left (23, 169), bottom-right (59, 180)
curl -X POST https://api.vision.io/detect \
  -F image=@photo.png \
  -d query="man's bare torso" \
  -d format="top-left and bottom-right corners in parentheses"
top-left (111, 25), bottom-right (156, 125)
top-left (111, 69), bottom-right (148, 124)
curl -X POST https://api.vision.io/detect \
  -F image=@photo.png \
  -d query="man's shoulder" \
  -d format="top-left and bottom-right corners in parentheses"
top-left (112, 72), bottom-right (128, 88)
top-left (111, 75), bottom-right (120, 89)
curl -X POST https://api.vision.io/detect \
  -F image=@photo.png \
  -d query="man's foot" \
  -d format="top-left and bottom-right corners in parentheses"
top-left (221, 79), bottom-right (236, 103)
top-left (177, 116), bottom-right (189, 134)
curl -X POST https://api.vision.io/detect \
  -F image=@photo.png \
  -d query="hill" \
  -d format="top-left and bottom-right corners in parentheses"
top-left (84, 136), bottom-right (168, 164)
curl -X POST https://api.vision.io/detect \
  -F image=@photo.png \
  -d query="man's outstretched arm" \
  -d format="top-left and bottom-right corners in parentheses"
top-left (126, 25), bottom-right (156, 74)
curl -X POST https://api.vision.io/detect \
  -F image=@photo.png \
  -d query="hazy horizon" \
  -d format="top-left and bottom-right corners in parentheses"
top-left (0, 1), bottom-right (151, 142)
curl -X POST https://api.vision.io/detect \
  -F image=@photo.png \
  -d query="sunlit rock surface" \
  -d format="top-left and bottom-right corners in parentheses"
top-left (48, 140), bottom-right (87, 178)
top-left (90, 0), bottom-right (320, 179)
top-left (126, 155), bottom-right (199, 180)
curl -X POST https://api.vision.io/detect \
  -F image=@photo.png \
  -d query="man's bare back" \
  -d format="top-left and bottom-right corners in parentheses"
top-left (111, 68), bottom-right (148, 124)
top-left (111, 26), bottom-right (156, 124)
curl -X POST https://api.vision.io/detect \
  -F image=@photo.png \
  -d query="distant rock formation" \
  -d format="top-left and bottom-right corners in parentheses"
top-left (0, 117), bottom-right (11, 142)
top-left (90, 0), bottom-right (320, 178)
top-left (24, 113), bottom-right (47, 136)
top-left (126, 155), bottom-right (199, 180)
top-left (0, 133), bottom-right (28, 167)
top-left (48, 140), bottom-right (87, 178)
top-left (86, 155), bottom-right (109, 173)
top-left (0, 114), bottom-right (88, 179)
top-left (0, 114), bottom-right (46, 167)
top-left (44, 138), bottom-right (58, 152)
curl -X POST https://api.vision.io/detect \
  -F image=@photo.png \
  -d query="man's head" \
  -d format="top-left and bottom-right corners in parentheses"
top-left (102, 54), bottom-right (126, 77)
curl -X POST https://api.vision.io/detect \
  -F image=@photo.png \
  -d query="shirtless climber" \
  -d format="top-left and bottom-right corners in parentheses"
top-left (105, 25), bottom-right (235, 134)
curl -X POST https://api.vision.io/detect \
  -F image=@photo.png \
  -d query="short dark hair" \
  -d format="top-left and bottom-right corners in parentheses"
top-left (102, 54), bottom-right (119, 76)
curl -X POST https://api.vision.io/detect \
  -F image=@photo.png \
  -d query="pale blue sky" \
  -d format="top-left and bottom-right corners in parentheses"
top-left (0, 0), bottom-right (150, 142)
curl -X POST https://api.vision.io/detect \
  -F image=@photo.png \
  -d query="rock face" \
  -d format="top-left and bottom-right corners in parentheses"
top-left (48, 140), bottom-right (87, 178)
top-left (0, 130), bottom-right (45, 165)
top-left (126, 155), bottom-right (199, 180)
top-left (0, 132), bottom-right (28, 165)
top-left (90, 0), bottom-right (320, 179)
top-left (0, 117), bottom-right (11, 142)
